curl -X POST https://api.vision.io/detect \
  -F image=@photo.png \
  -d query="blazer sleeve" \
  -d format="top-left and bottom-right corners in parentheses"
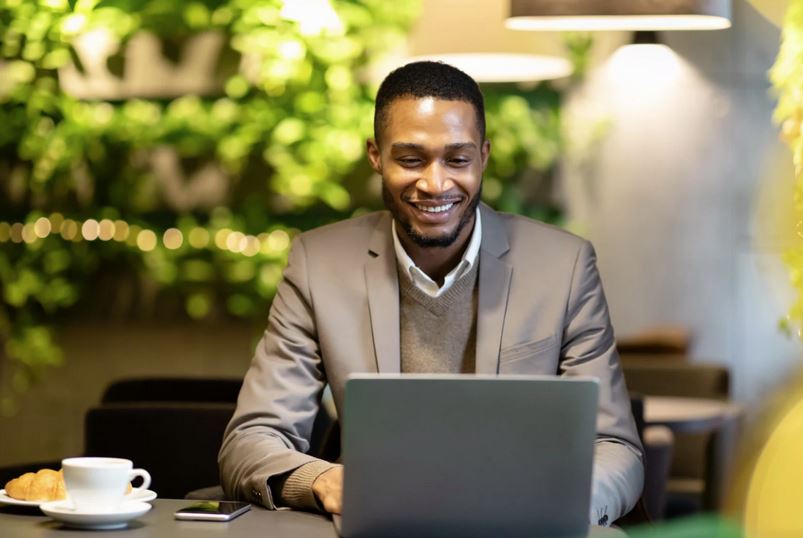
top-left (218, 236), bottom-right (328, 509)
top-left (559, 240), bottom-right (644, 524)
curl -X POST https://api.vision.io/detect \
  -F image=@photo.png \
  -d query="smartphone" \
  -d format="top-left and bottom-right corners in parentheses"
top-left (174, 501), bottom-right (251, 521)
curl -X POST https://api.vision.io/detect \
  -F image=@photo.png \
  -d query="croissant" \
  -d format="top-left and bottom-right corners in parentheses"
top-left (5, 469), bottom-right (66, 501)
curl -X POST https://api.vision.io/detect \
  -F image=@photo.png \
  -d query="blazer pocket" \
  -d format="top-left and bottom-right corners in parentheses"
top-left (499, 334), bottom-right (558, 365)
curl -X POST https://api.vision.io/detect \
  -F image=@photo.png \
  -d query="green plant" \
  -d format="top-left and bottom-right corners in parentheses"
top-left (0, 0), bottom-right (571, 414)
top-left (772, 0), bottom-right (803, 337)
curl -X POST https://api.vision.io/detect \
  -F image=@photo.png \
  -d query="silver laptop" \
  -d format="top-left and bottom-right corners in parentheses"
top-left (334, 374), bottom-right (599, 538)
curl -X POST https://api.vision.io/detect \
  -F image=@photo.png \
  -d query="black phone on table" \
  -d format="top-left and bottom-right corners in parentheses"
top-left (174, 501), bottom-right (251, 521)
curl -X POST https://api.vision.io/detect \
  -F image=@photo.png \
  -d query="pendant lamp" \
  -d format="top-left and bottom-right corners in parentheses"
top-left (506, 0), bottom-right (732, 31)
top-left (396, 0), bottom-right (573, 83)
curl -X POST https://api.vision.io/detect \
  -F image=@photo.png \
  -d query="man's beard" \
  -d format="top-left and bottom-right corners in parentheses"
top-left (382, 183), bottom-right (481, 248)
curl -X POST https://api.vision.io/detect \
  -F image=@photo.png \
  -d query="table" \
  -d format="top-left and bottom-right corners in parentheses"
top-left (0, 499), bottom-right (626, 537)
top-left (643, 395), bottom-right (743, 434)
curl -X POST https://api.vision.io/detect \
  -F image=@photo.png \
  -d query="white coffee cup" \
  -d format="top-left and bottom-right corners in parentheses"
top-left (62, 457), bottom-right (151, 512)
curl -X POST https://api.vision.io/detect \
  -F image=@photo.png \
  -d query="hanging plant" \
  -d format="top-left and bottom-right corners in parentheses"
top-left (772, 0), bottom-right (803, 336)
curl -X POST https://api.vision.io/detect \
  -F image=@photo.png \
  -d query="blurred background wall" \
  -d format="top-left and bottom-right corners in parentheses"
top-left (562, 0), bottom-right (803, 407)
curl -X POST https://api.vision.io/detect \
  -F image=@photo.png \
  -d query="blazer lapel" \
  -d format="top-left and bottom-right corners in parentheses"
top-left (476, 205), bottom-right (513, 374)
top-left (364, 213), bottom-right (401, 374)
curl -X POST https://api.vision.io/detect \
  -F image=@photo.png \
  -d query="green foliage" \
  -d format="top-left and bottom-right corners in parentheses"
top-left (772, 0), bottom-right (803, 337)
top-left (0, 0), bottom-right (569, 411)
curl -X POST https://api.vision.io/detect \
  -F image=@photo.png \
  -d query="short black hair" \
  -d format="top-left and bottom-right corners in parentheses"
top-left (373, 61), bottom-right (486, 144)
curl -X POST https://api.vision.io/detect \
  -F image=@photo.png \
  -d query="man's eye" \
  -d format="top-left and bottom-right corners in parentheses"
top-left (398, 158), bottom-right (423, 167)
top-left (449, 158), bottom-right (470, 166)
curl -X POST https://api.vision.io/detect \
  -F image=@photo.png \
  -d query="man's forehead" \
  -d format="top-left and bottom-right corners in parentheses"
top-left (382, 97), bottom-right (481, 137)
top-left (385, 96), bottom-right (473, 115)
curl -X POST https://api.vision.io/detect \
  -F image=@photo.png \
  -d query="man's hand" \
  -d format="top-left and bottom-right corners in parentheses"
top-left (312, 465), bottom-right (343, 514)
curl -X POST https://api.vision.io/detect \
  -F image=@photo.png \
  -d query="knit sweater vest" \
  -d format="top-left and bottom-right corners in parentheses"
top-left (398, 260), bottom-right (479, 374)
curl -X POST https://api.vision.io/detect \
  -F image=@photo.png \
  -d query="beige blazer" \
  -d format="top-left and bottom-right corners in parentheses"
top-left (219, 204), bottom-right (644, 520)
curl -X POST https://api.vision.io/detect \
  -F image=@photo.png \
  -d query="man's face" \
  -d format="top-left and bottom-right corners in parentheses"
top-left (368, 97), bottom-right (490, 248)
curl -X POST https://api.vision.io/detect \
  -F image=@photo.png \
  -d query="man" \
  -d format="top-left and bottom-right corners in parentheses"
top-left (219, 61), bottom-right (644, 526)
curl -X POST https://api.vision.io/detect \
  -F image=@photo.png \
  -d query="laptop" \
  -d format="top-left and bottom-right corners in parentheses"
top-left (334, 374), bottom-right (599, 538)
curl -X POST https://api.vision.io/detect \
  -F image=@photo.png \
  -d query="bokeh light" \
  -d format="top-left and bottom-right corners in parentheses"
top-left (136, 229), bottom-right (157, 252)
top-left (188, 227), bottom-right (210, 249)
top-left (266, 230), bottom-right (291, 253)
top-left (10, 223), bottom-right (23, 243)
top-left (242, 235), bottom-right (260, 257)
top-left (21, 223), bottom-right (36, 244)
top-left (98, 219), bottom-right (115, 241)
top-left (33, 217), bottom-right (51, 238)
top-left (113, 220), bottom-right (130, 242)
top-left (48, 213), bottom-right (64, 230)
top-left (60, 220), bottom-right (78, 241)
top-left (226, 231), bottom-right (245, 253)
top-left (215, 228), bottom-right (231, 250)
top-left (163, 228), bottom-right (184, 250)
top-left (81, 219), bottom-right (100, 241)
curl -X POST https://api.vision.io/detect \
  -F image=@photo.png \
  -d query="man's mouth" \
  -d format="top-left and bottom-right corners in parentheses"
top-left (413, 203), bottom-right (455, 213)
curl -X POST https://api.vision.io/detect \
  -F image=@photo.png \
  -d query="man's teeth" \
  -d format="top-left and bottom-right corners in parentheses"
top-left (415, 203), bottom-right (454, 213)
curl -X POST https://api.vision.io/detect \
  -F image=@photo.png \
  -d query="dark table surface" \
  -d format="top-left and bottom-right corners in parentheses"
top-left (0, 498), bottom-right (628, 537)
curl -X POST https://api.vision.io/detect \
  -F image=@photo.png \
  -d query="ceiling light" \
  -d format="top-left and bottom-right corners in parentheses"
top-left (383, 0), bottom-right (572, 84)
top-left (405, 53), bottom-right (572, 83)
top-left (506, 0), bottom-right (732, 31)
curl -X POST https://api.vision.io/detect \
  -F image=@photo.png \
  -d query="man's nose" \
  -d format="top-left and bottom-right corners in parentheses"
top-left (416, 162), bottom-right (454, 194)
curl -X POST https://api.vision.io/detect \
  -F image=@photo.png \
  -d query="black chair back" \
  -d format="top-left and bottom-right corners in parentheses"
top-left (84, 402), bottom-right (235, 499)
top-left (101, 377), bottom-right (243, 405)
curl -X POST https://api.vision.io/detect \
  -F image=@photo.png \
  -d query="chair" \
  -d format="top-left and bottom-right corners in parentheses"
top-left (98, 377), bottom-right (340, 500)
top-left (617, 326), bottom-right (692, 359)
top-left (84, 402), bottom-right (235, 499)
top-left (622, 360), bottom-right (739, 517)
top-left (618, 395), bottom-right (674, 526)
top-left (101, 377), bottom-right (243, 405)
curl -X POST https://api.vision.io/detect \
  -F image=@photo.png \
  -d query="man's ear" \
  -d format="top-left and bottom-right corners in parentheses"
top-left (366, 139), bottom-right (382, 174)
top-left (481, 139), bottom-right (491, 171)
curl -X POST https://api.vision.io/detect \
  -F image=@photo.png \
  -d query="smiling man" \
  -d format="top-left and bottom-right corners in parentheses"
top-left (219, 61), bottom-right (644, 526)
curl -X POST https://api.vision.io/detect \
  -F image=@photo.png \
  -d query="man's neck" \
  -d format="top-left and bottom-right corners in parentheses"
top-left (398, 218), bottom-right (476, 286)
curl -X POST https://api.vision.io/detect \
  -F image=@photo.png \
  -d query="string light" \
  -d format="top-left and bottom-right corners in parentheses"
top-left (266, 230), bottom-right (290, 252)
top-left (113, 220), bottom-right (129, 241)
top-left (163, 228), bottom-right (183, 250)
top-left (81, 219), bottom-right (100, 240)
top-left (242, 235), bottom-right (260, 257)
top-left (98, 219), bottom-right (115, 241)
top-left (60, 220), bottom-right (78, 240)
top-left (33, 217), bottom-right (51, 238)
top-left (214, 228), bottom-right (231, 250)
top-left (10, 223), bottom-right (23, 243)
top-left (21, 224), bottom-right (36, 244)
top-left (0, 217), bottom-right (293, 257)
top-left (49, 212), bottom-right (64, 231)
top-left (188, 227), bottom-right (209, 248)
top-left (0, 222), bottom-right (11, 242)
top-left (226, 231), bottom-right (245, 253)
top-left (136, 229), bottom-right (157, 252)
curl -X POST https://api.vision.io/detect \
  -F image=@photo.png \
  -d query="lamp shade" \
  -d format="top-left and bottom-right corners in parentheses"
top-left (506, 0), bottom-right (732, 31)
top-left (405, 53), bottom-right (572, 83)
top-left (386, 0), bottom-right (573, 83)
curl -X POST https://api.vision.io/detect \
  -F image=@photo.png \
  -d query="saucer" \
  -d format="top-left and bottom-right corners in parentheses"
top-left (0, 488), bottom-right (156, 508)
top-left (0, 489), bottom-right (41, 507)
top-left (40, 500), bottom-right (152, 529)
